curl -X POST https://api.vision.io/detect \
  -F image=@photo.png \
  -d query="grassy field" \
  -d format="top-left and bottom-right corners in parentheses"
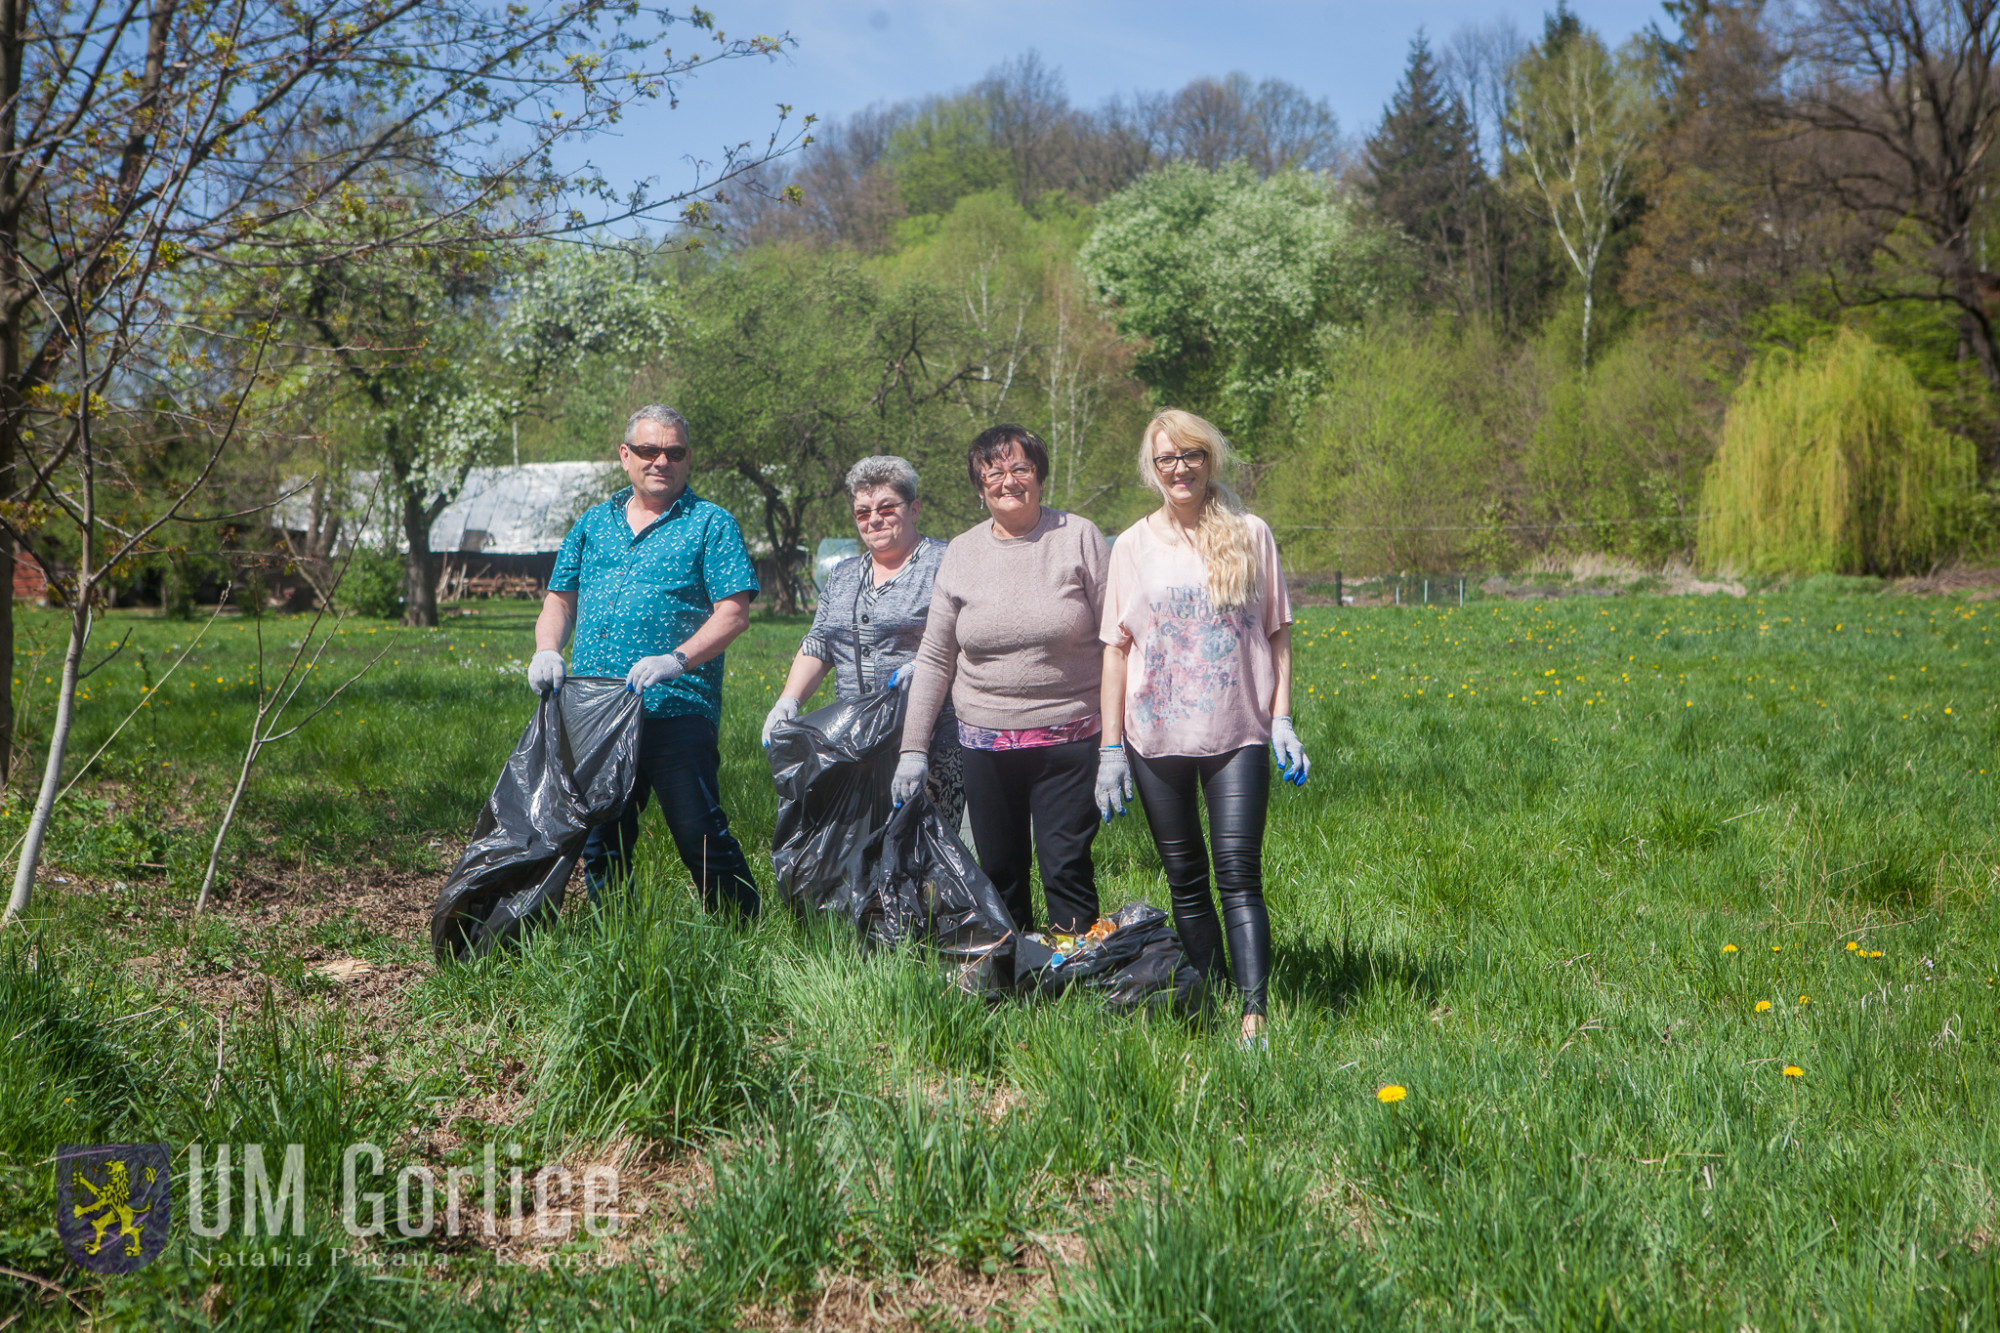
top-left (1, 586), bottom-right (1997, 1330)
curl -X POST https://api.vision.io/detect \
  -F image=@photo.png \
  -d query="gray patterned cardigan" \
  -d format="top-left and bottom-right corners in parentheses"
top-left (798, 537), bottom-right (950, 700)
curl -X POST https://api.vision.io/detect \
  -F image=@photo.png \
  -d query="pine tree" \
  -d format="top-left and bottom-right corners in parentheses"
top-left (1364, 34), bottom-right (1488, 310)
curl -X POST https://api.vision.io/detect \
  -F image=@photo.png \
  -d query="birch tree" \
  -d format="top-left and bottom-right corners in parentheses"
top-left (1507, 30), bottom-right (1657, 376)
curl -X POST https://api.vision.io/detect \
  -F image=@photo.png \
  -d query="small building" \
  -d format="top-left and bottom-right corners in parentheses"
top-left (279, 462), bottom-right (620, 598)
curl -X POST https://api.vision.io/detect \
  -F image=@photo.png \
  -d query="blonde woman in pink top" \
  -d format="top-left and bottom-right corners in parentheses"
top-left (1098, 409), bottom-right (1309, 1044)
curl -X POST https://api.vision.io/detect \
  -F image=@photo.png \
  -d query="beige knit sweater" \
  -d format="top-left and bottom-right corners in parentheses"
top-left (899, 508), bottom-right (1110, 752)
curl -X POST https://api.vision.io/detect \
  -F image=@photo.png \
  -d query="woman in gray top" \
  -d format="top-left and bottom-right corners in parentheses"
top-left (763, 455), bottom-right (963, 823)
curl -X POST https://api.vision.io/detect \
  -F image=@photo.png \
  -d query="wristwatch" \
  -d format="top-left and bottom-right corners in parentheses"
top-left (671, 648), bottom-right (690, 670)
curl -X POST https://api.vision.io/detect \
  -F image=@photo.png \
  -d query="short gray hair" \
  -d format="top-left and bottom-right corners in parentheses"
top-left (624, 404), bottom-right (690, 447)
top-left (844, 455), bottom-right (919, 503)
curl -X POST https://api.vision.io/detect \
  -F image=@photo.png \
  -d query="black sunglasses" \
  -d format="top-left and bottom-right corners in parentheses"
top-left (625, 442), bottom-right (689, 463)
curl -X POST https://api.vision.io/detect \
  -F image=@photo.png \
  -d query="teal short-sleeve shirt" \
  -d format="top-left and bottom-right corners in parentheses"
top-left (548, 486), bottom-right (760, 723)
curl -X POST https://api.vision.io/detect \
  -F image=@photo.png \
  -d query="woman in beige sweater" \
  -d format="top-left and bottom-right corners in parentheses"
top-left (892, 424), bottom-right (1111, 933)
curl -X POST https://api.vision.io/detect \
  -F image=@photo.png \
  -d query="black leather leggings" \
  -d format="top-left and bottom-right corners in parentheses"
top-left (1129, 745), bottom-right (1272, 1015)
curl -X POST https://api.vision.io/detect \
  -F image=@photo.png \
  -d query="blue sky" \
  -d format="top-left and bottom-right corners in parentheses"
top-left (565, 1), bottom-right (1672, 211)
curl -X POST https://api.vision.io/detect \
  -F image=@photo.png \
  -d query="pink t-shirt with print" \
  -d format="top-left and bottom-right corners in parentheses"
top-left (1100, 513), bottom-right (1292, 758)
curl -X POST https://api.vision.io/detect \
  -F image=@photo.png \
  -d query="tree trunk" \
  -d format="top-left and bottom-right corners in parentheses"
top-left (1949, 260), bottom-right (2000, 400)
top-left (401, 489), bottom-right (438, 628)
top-left (2, 599), bottom-right (87, 923)
top-left (0, 0), bottom-right (24, 788)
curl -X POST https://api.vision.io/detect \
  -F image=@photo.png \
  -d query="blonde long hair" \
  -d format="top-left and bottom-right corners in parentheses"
top-left (1139, 409), bottom-right (1258, 613)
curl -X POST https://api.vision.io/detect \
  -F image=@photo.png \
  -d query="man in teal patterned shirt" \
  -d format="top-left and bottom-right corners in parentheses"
top-left (529, 404), bottom-right (762, 915)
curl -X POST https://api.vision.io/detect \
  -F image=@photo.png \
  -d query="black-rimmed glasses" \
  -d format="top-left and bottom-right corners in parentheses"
top-left (1153, 450), bottom-right (1208, 473)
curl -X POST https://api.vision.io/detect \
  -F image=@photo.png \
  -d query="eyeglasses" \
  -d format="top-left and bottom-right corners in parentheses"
top-left (1153, 450), bottom-right (1207, 473)
top-left (980, 464), bottom-right (1038, 485)
top-left (625, 442), bottom-right (690, 463)
top-left (853, 500), bottom-right (907, 522)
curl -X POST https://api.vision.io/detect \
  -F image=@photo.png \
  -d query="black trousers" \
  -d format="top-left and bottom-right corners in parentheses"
top-left (1130, 745), bottom-right (1272, 1015)
top-left (580, 713), bottom-right (761, 917)
top-left (960, 739), bottom-right (1101, 934)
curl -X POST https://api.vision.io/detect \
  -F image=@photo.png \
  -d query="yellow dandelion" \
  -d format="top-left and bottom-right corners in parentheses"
top-left (1846, 941), bottom-right (1860, 952)
top-left (1782, 1066), bottom-right (1803, 1078)
top-left (1722, 944), bottom-right (1738, 953)
top-left (1799, 995), bottom-right (1812, 1005)
top-left (1755, 1000), bottom-right (1772, 1012)
top-left (1869, 950), bottom-right (1883, 958)
top-left (1376, 1085), bottom-right (1407, 1104)
top-left (1771, 945), bottom-right (1781, 952)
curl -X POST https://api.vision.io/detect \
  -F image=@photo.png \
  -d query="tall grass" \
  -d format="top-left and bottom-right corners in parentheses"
top-left (522, 876), bottom-right (770, 1147)
top-left (4, 595), bottom-right (1999, 1328)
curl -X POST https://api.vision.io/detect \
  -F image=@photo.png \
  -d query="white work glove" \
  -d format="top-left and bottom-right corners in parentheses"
top-left (1095, 744), bottom-right (1134, 821)
top-left (1271, 715), bottom-right (1310, 786)
top-left (891, 752), bottom-right (929, 808)
top-left (625, 652), bottom-right (685, 692)
top-left (762, 695), bottom-right (800, 747)
top-left (528, 650), bottom-right (566, 694)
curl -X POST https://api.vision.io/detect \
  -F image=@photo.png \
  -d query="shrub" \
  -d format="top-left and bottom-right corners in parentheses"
top-left (339, 549), bottom-right (407, 620)
top-left (1698, 329), bottom-right (1974, 575)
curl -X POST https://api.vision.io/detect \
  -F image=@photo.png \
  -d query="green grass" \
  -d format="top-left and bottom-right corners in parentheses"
top-left (1, 590), bottom-right (1997, 1329)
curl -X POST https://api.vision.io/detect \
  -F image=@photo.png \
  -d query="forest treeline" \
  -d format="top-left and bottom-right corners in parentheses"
top-left (50, 0), bottom-right (2000, 631)
top-left (531, 0), bottom-right (2000, 603)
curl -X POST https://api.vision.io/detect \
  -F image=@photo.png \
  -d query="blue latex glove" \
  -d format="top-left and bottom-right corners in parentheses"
top-left (887, 663), bottom-right (912, 689)
top-left (1271, 716), bottom-right (1310, 786)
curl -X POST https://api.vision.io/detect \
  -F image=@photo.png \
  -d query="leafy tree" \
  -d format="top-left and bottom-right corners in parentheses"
top-left (892, 191), bottom-right (1135, 509)
top-left (258, 230), bottom-right (675, 627)
top-left (1621, 3), bottom-right (1818, 355)
top-left (1365, 35), bottom-right (1489, 310)
top-left (1700, 329), bottom-right (1973, 574)
top-left (1507, 24), bottom-right (1657, 376)
top-left (1080, 164), bottom-right (1407, 440)
top-left (655, 247), bottom-right (977, 612)
top-left (885, 100), bottom-right (1015, 219)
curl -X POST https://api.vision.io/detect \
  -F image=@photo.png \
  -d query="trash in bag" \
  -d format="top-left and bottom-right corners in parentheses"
top-left (1014, 902), bottom-right (1205, 1013)
top-left (431, 678), bottom-right (641, 961)
top-left (844, 795), bottom-right (1019, 995)
top-left (766, 684), bottom-right (905, 919)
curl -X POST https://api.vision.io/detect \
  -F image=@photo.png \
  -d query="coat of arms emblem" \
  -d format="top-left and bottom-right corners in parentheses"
top-left (56, 1144), bottom-right (171, 1273)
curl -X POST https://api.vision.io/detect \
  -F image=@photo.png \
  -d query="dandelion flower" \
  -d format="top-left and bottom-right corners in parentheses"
top-left (1722, 944), bottom-right (1738, 953)
top-left (1377, 1085), bottom-right (1407, 1104)
top-left (1799, 995), bottom-right (1812, 1005)
top-left (1846, 941), bottom-right (1860, 952)
top-left (1772, 945), bottom-right (1781, 952)
top-left (1869, 950), bottom-right (1883, 958)
top-left (1755, 1000), bottom-right (1772, 1012)
top-left (1782, 1066), bottom-right (1803, 1078)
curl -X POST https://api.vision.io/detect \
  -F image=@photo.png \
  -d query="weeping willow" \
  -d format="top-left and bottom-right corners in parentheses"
top-left (1698, 330), bottom-right (1974, 576)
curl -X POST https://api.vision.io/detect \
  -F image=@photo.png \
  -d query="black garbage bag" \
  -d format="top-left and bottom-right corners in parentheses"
top-left (1013, 902), bottom-right (1205, 1013)
top-left (767, 683), bottom-right (905, 919)
top-left (767, 683), bottom-right (1200, 1011)
top-left (844, 796), bottom-right (1019, 994)
top-left (431, 678), bottom-right (641, 961)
